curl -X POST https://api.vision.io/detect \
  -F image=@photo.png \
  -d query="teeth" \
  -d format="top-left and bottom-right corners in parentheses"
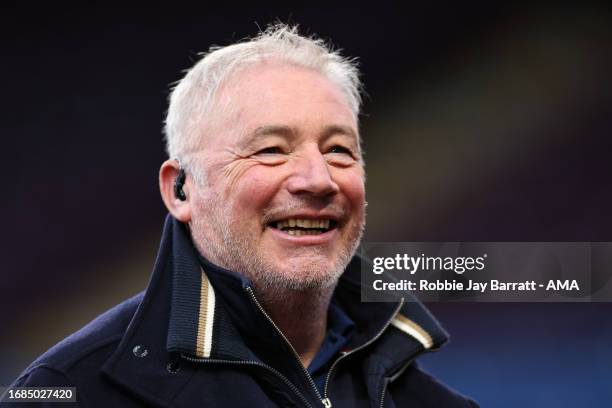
top-left (289, 230), bottom-right (323, 236)
top-left (285, 229), bottom-right (325, 236)
top-left (274, 218), bottom-right (333, 233)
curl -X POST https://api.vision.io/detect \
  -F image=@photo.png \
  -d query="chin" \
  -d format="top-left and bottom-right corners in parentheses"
top-left (273, 258), bottom-right (343, 290)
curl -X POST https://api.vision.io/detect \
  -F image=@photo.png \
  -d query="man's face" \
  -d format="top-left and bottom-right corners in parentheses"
top-left (189, 62), bottom-right (365, 292)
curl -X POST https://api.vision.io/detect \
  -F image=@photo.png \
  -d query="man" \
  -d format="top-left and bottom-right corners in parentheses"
top-left (6, 25), bottom-right (477, 407)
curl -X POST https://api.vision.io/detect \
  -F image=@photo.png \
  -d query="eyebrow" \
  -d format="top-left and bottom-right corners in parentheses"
top-left (241, 124), bottom-right (358, 148)
top-left (321, 125), bottom-right (358, 141)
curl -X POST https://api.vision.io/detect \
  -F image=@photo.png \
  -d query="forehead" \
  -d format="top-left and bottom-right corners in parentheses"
top-left (211, 61), bottom-right (358, 145)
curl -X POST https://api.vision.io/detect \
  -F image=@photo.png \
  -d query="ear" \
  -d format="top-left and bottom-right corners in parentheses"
top-left (159, 159), bottom-right (192, 222)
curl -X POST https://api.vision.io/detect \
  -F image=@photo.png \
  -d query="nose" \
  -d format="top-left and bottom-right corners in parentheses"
top-left (286, 148), bottom-right (340, 197)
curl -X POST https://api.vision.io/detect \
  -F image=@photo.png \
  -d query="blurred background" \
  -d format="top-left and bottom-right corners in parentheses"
top-left (3, 2), bottom-right (612, 406)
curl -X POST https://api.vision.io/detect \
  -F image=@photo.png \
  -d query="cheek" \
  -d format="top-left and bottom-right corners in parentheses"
top-left (230, 170), bottom-right (281, 214)
top-left (334, 169), bottom-right (366, 211)
top-left (220, 160), bottom-right (277, 208)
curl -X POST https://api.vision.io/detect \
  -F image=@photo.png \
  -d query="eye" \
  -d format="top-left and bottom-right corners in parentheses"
top-left (325, 145), bottom-right (358, 167)
top-left (255, 146), bottom-right (284, 155)
top-left (328, 145), bottom-right (353, 156)
top-left (251, 146), bottom-right (288, 165)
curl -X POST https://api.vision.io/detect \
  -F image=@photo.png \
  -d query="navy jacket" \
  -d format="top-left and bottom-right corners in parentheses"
top-left (6, 216), bottom-right (478, 407)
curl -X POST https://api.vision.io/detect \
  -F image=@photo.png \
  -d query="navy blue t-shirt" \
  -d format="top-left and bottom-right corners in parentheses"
top-left (308, 301), bottom-right (355, 394)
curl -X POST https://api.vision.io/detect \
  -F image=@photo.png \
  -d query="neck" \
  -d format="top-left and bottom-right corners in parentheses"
top-left (255, 284), bottom-right (336, 368)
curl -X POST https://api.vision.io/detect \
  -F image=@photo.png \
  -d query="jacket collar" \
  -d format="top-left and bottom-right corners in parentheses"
top-left (102, 215), bottom-right (449, 405)
top-left (162, 215), bottom-right (448, 360)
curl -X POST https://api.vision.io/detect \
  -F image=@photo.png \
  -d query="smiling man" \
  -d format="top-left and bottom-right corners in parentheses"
top-left (6, 25), bottom-right (477, 407)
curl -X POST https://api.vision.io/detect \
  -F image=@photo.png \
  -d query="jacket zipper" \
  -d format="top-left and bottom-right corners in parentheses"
top-left (378, 356), bottom-right (417, 408)
top-left (378, 378), bottom-right (389, 408)
top-left (245, 286), bottom-right (327, 407)
top-left (322, 299), bottom-right (405, 405)
top-left (183, 291), bottom-right (410, 408)
top-left (180, 355), bottom-right (315, 408)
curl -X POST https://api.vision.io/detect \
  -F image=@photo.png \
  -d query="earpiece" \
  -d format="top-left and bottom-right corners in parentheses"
top-left (174, 167), bottom-right (187, 201)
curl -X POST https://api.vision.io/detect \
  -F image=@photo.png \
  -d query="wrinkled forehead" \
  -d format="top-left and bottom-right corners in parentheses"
top-left (206, 61), bottom-right (360, 147)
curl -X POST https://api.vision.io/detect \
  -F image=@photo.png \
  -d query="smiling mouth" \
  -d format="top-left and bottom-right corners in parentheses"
top-left (268, 218), bottom-right (338, 236)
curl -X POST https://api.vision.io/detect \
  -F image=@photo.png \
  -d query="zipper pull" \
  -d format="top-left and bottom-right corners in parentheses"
top-left (322, 397), bottom-right (333, 408)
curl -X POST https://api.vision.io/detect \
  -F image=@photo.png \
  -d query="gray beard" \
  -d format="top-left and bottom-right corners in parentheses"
top-left (190, 193), bottom-right (365, 297)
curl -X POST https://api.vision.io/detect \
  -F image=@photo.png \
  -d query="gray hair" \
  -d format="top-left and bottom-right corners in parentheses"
top-left (163, 23), bottom-right (363, 174)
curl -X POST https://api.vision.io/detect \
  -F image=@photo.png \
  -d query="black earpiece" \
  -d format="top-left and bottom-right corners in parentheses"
top-left (174, 167), bottom-right (187, 201)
